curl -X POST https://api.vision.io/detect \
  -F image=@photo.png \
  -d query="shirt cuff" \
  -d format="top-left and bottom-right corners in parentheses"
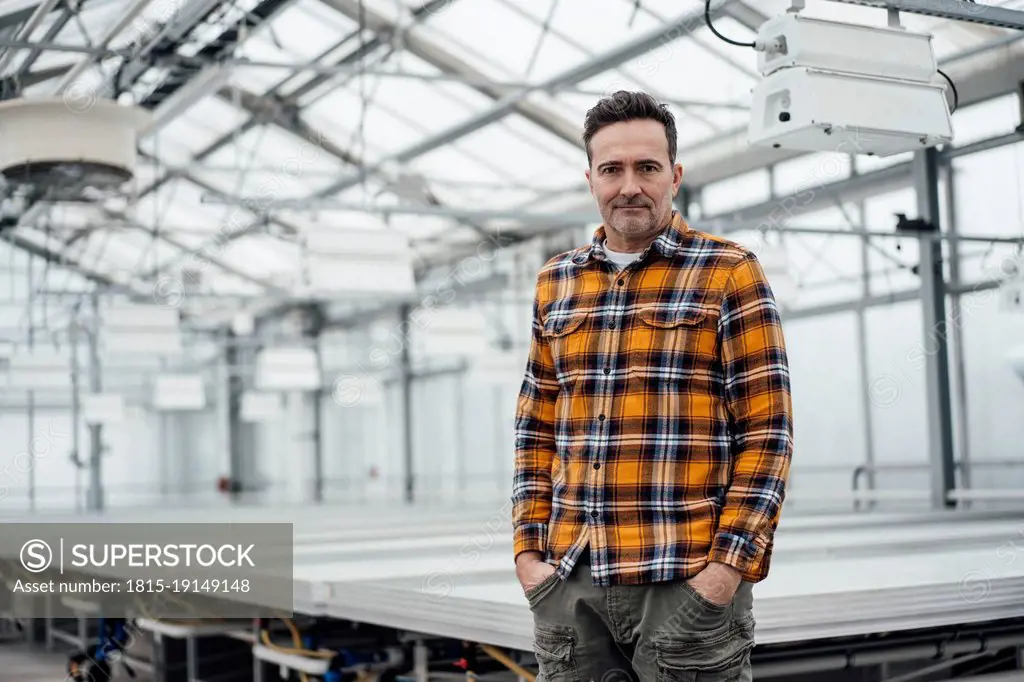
top-left (708, 530), bottom-right (766, 574)
top-left (513, 522), bottom-right (548, 562)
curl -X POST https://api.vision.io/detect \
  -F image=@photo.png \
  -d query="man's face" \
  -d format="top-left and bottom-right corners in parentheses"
top-left (585, 119), bottom-right (683, 247)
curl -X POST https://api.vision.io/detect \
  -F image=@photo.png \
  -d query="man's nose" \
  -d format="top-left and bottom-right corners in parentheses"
top-left (619, 171), bottom-right (641, 196)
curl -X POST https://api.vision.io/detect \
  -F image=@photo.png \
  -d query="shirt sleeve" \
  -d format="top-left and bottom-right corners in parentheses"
top-left (708, 251), bottom-right (794, 575)
top-left (511, 283), bottom-right (561, 562)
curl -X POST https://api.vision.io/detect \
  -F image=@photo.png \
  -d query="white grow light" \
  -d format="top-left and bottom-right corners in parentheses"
top-left (5, 349), bottom-right (71, 389)
top-left (302, 227), bottom-right (417, 297)
top-left (748, 13), bottom-right (952, 156)
top-left (102, 302), bottom-right (182, 355)
top-left (240, 391), bottom-right (283, 422)
top-left (152, 374), bottom-right (206, 411)
top-left (255, 347), bottom-right (321, 391)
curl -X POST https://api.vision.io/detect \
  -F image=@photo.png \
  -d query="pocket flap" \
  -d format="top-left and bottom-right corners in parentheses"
top-left (542, 313), bottom-right (586, 337)
top-left (639, 305), bottom-right (707, 328)
top-left (533, 624), bottom-right (576, 662)
top-left (653, 618), bottom-right (753, 672)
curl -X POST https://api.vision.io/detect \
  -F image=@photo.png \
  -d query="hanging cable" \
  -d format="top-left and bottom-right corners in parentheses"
top-left (937, 68), bottom-right (960, 114)
top-left (704, 0), bottom-right (754, 48)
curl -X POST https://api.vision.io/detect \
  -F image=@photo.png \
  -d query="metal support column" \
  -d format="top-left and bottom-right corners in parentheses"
top-left (943, 159), bottom-right (972, 495)
top-left (226, 331), bottom-right (244, 500)
top-left (913, 147), bottom-right (956, 510)
top-left (302, 305), bottom-right (325, 503)
top-left (26, 251), bottom-right (35, 512)
top-left (86, 293), bottom-right (104, 512)
top-left (400, 304), bottom-right (415, 503)
top-left (69, 303), bottom-right (83, 511)
top-left (855, 199), bottom-right (878, 508)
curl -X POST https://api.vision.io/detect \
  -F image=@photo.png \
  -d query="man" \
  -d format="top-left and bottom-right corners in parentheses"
top-left (510, 90), bottom-right (793, 681)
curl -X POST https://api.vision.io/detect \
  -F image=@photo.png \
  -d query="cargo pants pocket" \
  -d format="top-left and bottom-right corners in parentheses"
top-left (651, 613), bottom-right (755, 682)
top-left (532, 623), bottom-right (580, 682)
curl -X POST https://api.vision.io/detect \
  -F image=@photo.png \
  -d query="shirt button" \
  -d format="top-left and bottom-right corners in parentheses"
top-left (598, 414), bottom-right (606, 421)
top-left (593, 463), bottom-right (600, 470)
top-left (603, 367), bottom-right (610, 375)
top-left (590, 511), bottom-right (598, 519)
top-left (617, 279), bottom-right (625, 286)
top-left (607, 320), bottom-right (615, 329)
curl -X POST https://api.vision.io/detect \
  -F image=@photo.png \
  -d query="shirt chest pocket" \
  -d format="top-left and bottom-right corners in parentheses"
top-left (635, 305), bottom-right (712, 362)
top-left (541, 312), bottom-right (589, 379)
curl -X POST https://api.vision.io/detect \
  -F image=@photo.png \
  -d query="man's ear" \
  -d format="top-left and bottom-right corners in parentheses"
top-left (585, 168), bottom-right (593, 195)
top-left (673, 163), bottom-right (684, 193)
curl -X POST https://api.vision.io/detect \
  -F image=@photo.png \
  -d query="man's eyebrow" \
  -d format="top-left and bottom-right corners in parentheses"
top-left (595, 158), bottom-right (664, 169)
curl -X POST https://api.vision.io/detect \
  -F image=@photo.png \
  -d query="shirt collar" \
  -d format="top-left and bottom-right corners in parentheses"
top-left (572, 210), bottom-right (690, 266)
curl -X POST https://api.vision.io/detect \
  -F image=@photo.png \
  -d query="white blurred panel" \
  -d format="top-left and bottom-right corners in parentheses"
top-left (152, 374), bottom-right (206, 411)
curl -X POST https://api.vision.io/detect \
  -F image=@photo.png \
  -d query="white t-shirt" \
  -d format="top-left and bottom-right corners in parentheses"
top-left (603, 240), bottom-right (642, 270)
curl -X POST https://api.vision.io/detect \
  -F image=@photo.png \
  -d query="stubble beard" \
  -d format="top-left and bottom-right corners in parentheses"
top-left (606, 205), bottom-right (659, 241)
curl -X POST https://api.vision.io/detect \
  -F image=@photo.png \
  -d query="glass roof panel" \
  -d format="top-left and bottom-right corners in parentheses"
top-left (516, 0), bottom-right (665, 55)
top-left (615, 27), bottom-right (757, 111)
top-left (71, 228), bottom-right (181, 276)
top-left (444, 113), bottom-right (581, 186)
top-left (194, 124), bottom-right (347, 197)
top-left (262, 0), bottom-right (359, 58)
top-left (417, 0), bottom-right (546, 77)
top-left (126, 178), bottom-right (244, 235)
top-left (302, 88), bottom-right (429, 162)
top-left (216, 234), bottom-right (299, 278)
top-left (309, 55), bottom-right (496, 141)
top-left (228, 34), bottom-right (303, 95)
top-left (408, 1), bottom-right (534, 83)
top-left (274, 208), bottom-right (389, 234)
top-left (143, 94), bottom-right (250, 161)
top-left (138, 132), bottom-right (194, 169)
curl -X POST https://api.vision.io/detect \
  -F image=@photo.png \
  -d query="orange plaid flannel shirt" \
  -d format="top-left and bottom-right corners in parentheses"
top-left (511, 211), bottom-right (793, 586)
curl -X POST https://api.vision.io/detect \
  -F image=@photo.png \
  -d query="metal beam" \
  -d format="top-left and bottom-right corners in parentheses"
top-left (780, 274), bottom-right (1003, 321)
top-left (49, 0), bottom-right (153, 97)
top-left (311, 0), bottom-right (740, 198)
top-left (0, 0), bottom-right (60, 74)
top-left (98, 205), bottom-right (288, 294)
top-left (318, 0), bottom-right (583, 148)
top-left (913, 147), bottom-right (956, 510)
top-left (13, 2), bottom-right (73, 80)
top-left (0, 3), bottom-right (39, 32)
top-left (827, 0), bottom-right (1024, 30)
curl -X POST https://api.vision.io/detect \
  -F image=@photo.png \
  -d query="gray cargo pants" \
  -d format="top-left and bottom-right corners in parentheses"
top-left (525, 553), bottom-right (755, 682)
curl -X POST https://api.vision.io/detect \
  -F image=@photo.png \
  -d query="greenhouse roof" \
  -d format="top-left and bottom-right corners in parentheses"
top-left (0, 0), bottom-right (1023, 322)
